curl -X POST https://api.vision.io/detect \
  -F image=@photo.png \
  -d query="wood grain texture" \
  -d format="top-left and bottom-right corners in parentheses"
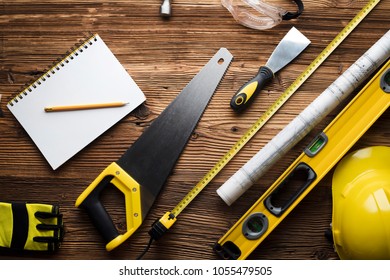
top-left (0, 0), bottom-right (389, 260)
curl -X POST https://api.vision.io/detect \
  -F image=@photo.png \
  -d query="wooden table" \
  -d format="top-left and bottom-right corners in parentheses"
top-left (0, 0), bottom-right (389, 260)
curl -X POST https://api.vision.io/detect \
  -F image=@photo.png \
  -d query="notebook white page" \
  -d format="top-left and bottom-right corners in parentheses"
top-left (7, 34), bottom-right (146, 170)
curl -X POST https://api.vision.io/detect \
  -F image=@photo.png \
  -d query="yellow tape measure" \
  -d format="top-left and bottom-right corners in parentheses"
top-left (172, 0), bottom-right (380, 216)
top-left (149, 0), bottom-right (381, 237)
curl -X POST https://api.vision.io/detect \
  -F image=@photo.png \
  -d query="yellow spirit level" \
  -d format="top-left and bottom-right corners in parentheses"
top-left (214, 59), bottom-right (390, 260)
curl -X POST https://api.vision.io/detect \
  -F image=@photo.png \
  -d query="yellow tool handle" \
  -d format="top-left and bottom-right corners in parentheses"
top-left (75, 162), bottom-right (143, 251)
top-left (230, 66), bottom-right (274, 112)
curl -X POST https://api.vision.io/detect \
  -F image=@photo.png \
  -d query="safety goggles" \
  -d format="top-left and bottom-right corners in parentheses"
top-left (222, 0), bottom-right (304, 30)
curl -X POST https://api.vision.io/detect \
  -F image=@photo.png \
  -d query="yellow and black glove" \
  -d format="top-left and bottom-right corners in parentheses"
top-left (0, 202), bottom-right (64, 251)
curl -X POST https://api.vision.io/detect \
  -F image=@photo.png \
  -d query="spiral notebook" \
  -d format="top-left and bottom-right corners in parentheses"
top-left (7, 34), bottom-right (146, 170)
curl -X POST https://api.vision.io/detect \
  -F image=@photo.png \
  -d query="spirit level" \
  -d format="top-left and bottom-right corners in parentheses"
top-left (214, 58), bottom-right (390, 260)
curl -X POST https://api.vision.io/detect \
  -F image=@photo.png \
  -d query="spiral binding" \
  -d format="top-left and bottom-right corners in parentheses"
top-left (8, 33), bottom-right (98, 106)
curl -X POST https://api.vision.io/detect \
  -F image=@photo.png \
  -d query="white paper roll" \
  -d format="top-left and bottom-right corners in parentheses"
top-left (217, 30), bottom-right (390, 206)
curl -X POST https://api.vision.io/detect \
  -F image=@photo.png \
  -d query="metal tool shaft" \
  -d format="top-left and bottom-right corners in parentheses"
top-left (160, 0), bottom-right (171, 17)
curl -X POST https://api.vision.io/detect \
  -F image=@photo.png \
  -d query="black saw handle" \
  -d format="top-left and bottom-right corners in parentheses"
top-left (230, 66), bottom-right (274, 112)
top-left (77, 175), bottom-right (120, 243)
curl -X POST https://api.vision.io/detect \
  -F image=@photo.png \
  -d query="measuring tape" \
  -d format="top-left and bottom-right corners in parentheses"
top-left (147, 0), bottom-right (381, 242)
top-left (214, 57), bottom-right (390, 259)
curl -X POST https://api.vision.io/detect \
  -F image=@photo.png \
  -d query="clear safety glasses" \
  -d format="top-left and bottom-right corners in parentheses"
top-left (222, 0), bottom-right (304, 30)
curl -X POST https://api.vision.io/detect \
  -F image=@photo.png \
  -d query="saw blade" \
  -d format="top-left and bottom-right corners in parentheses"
top-left (117, 48), bottom-right (233, 219)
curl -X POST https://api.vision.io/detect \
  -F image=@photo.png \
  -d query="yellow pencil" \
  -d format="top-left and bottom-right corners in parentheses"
top-left (44, 102), bottom-right (128, 112)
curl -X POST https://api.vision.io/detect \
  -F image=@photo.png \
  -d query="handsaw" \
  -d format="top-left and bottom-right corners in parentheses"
top-left (75, 48), bottom-right (233, 251)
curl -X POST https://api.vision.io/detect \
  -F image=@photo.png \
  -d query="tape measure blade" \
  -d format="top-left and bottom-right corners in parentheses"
top-left (172, 133), bottom-right (250, 215)
top-left (160, 0), bottom-right (381, 228)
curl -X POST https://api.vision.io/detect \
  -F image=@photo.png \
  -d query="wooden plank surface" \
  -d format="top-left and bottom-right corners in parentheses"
top-left (0, 0), bottom-right (389, 260)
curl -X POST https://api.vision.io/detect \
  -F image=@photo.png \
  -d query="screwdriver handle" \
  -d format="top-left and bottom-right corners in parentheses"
top-left (230, 66), bottom-right (274, 112)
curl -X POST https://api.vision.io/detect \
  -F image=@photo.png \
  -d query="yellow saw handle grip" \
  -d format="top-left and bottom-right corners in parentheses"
top-left (75, 162), bottom-right (142, 251)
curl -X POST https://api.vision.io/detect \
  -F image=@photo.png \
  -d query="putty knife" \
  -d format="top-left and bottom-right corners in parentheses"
top-left (230, 27), bottom-right (310, 112)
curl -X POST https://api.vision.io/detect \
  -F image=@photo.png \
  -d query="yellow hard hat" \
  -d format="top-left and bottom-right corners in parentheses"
top-left (331, 146), bottom-right (390, 260)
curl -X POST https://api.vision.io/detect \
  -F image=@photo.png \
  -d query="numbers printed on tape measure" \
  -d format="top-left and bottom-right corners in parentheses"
top-left (170, 0), bottom-right (381, 219)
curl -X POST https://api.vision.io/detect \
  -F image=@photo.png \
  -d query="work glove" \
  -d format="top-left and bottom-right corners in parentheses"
top-left (0, 202), bottom-right (64, 251)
